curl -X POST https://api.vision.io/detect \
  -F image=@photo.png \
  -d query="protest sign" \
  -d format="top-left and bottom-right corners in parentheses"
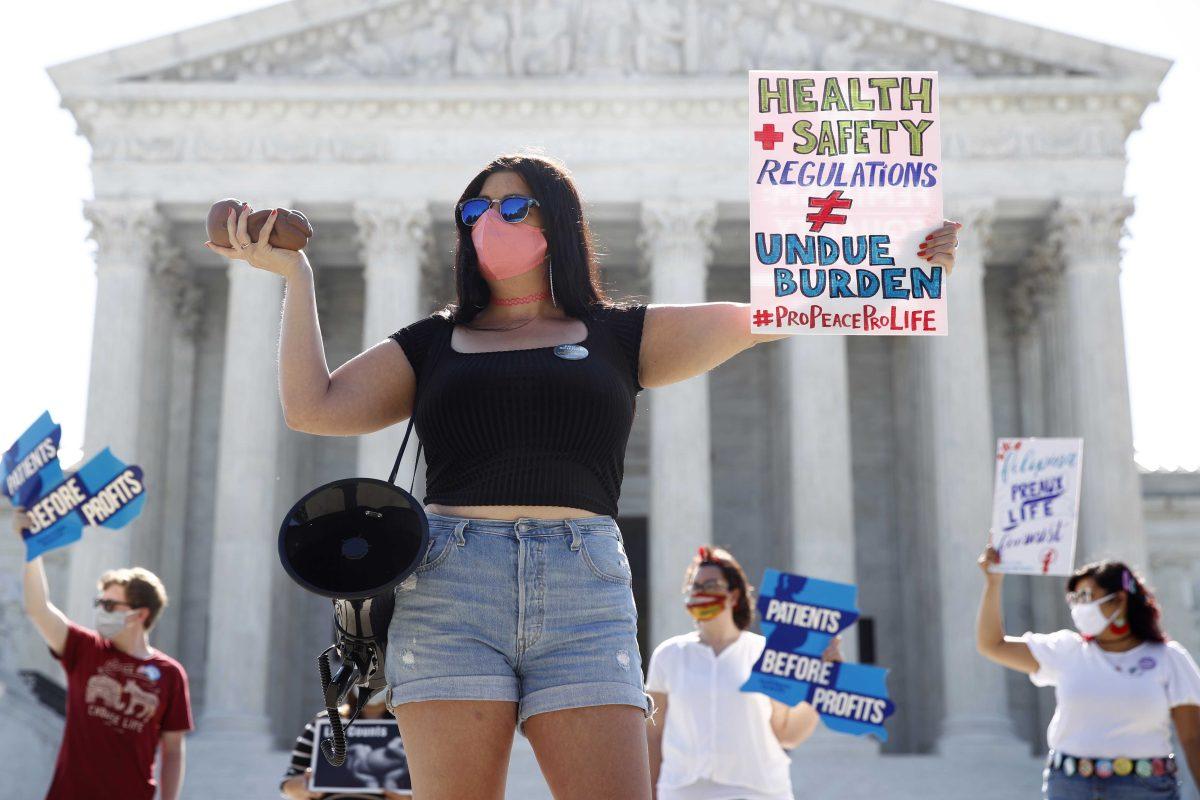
top-left (748, 71), bottom-right (945, 335)
top-left (989, 438), bottom-right (1082, 576)
top-left (311, 718), bottom-right (410, 794)
top-left (19, 448), bottom-right (146, 561)
top-left (741, 569), bottom-right (895, 741)
top-left (1, 411), bottom-right (64, 509)
top-left (4, 411), bottom-right (148, 561)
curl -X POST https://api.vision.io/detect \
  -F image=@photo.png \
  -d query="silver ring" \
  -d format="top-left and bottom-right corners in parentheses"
top-left (238, 239), bottom-right (252, 248)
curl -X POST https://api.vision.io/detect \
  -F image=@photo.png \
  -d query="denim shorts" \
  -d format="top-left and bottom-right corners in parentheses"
top-left (383, 511), bottom-right (653, 731)
top-left (1044, 767), bottom-right (1180, 799)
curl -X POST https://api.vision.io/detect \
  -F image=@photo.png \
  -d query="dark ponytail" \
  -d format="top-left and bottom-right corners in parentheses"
top-left (1067, 560), bottom-right (1166, 643)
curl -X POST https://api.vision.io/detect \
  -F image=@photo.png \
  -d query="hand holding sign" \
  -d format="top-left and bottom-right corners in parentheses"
top-left (741, 569), bottom-right (895, 741)
top-left (978, 543), bottom-right (1004, 585)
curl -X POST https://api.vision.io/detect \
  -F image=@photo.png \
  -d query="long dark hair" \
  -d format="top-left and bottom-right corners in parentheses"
top-left (1067, 560), bottom-right (1166, 643)
top-left (685, 546), bottom-right (756, 630)
top-left (447, 153), bottom-right (608, 324)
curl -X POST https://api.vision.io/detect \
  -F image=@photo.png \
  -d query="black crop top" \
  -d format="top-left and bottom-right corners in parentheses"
top-left (389, 303), bottom-right (647, 517)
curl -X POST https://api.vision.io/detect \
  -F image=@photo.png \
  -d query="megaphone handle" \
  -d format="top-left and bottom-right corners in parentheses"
top-left (317, 649), bottom-right (346, 766)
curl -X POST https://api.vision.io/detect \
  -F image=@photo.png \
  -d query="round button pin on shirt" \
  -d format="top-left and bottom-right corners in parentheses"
top-left (554, 344), bottom-right (589, 360)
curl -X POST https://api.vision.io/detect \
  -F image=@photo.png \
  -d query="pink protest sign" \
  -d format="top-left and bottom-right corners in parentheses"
top-left (748, 72), bottom-right (945, 336)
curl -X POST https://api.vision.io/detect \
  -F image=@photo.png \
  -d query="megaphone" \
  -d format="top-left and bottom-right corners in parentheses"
top-left (278, 472), bottom-right (428, 766)
top-left (279, 478), bottom-right (427, 600)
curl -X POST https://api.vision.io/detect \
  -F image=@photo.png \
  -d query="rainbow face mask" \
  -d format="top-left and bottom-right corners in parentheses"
top-left (686, 592), bottom-right (727, 621)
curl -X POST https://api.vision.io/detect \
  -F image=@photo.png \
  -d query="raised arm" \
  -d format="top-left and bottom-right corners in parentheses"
top-left (638, 221), bottom-right (960, 389)
top-left (639, 302), bottom-right (783, 389)
top-left (13, 509), bottom-right (70, 656)
top-left (975, 544), bottom-right (1040, 674)
top-left (205, 204), bottom-right (416, 436)
top-left (768, 698), bottom-right (819, 749)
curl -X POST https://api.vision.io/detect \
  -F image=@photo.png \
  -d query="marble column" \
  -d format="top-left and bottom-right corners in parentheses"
top-left (1150, 544), bottom-right (1200, 660)
top-left (785, 336), bottom-right (858, 662)
top-left (152, 269), bottom-right (205, 658)
top-left (1008, 253), bottom-right (1049, 441)
top-left (783, 336), bottom-right (874, 756)
top-left (353, 201), bottom-right (431, 490)
top-left (65, 199), bottom-right (166, 625)
top-left (925, 199), bottom-right (1019, 750)
top-left (641, 200), bottom-right (716, 646)
top-left (1052, 197), bottom-right (1147, 567)
top-left (200, 258), bottom-right (285, 733)
top-left (1025, 241), bottom-right (1073, 742)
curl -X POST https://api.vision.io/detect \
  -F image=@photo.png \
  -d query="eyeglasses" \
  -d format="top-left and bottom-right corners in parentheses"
top-left (1065, 590), bottom-right (1115, 607)
top-left (683, 579), bottom-right (730, 595)
top-left (457, 194), bottom-right (541, 227)
top-left (93, 597), bottom-right (134, 613)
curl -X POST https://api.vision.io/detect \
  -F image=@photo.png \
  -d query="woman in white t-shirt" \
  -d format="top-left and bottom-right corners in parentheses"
top-left (645, 546), bottom-right (841, 800)
top-left (976, 545), bottom-right (1200, 799)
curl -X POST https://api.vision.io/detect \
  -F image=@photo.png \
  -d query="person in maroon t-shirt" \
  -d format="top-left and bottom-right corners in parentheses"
top-left (14, 509), bottom-right (194, 800)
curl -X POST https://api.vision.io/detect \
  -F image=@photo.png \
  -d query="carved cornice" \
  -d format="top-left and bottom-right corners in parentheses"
top-left (65, 85), bottom-right (1149, 166)
top-left (66, 85), bottom-right (1153, 123)
top-left (127, 1), bottom-right (1078, 84)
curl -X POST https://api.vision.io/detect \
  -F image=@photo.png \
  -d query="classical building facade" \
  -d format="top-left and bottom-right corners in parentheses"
top-left (1, 1), bottom-right (1188, 797)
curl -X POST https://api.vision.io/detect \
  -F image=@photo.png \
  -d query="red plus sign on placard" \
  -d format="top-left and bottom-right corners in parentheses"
top-left (754, 124), bottom-right (784, 150)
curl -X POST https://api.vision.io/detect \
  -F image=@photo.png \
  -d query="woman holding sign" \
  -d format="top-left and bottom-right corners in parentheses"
top-left (205, 153), bottom-right (957, 800)
top-left (976, 547), bottom-right (1200, 799)
top-left (646, 547), bottom-right (841, 800)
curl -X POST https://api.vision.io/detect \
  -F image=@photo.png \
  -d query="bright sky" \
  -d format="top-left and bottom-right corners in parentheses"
top-left (1, 1), bottom-right (1196, 469)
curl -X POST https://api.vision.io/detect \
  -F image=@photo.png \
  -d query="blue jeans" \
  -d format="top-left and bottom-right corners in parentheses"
top-left (1044, 767), bottom-right (1181, 799)
top-left (383, 512), bottom-right (653, 731)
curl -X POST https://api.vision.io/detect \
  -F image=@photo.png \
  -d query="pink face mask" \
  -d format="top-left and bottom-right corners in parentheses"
top-left (470, 208), bottom-right (548, 281)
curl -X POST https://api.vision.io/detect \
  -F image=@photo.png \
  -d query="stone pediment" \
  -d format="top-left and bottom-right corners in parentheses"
top-left (49, 0), bottom-right (1169, 89)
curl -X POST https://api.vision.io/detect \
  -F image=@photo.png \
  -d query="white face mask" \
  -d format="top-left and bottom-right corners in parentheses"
top-left (1069, 593), bottom-right (1118, 638)
top-left (94, 607), bottom-right (135, 640)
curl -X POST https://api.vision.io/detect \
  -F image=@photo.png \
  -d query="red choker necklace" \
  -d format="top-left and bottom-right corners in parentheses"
top-left (493, 291), bottom-right (550, 307)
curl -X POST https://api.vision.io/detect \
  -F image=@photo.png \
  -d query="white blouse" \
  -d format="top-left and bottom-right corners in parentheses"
top-left (646, 631), bottom-right (793, 800)
top-left (1022, 630), bottom-right (1200, 758)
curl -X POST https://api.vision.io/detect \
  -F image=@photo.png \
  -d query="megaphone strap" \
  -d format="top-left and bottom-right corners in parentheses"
top-left (387, 416), bottom-right (422, 491)
top-left (387, 322), bottom-right (446, 489)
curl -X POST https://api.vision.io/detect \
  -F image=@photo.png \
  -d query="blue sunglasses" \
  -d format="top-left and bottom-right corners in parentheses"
top-left (457, 194), bottom-right (541, 227)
